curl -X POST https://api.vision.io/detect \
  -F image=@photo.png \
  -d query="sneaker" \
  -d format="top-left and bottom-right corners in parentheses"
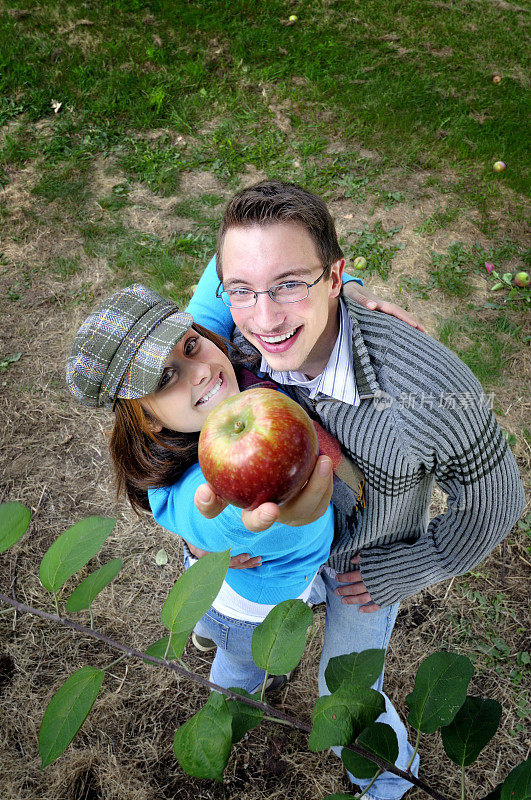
top-left (191, 631), bottom-right (216, 652)
top-left (263, 672), bottom-right (291, 693)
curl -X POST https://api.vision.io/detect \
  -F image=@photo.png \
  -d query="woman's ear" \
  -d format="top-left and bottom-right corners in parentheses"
top-left (140, 399), bottom-right (163, 433)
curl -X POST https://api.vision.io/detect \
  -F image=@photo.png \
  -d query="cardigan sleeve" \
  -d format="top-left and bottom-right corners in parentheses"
top-left (358, 359), bottom-right (525, 607)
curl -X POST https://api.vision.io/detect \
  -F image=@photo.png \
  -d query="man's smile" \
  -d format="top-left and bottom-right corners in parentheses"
top-left (253, 326), bottom-right (303, 353)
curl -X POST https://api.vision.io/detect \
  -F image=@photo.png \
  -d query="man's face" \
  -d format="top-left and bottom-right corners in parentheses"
top-left (220, 222), bottom-right (343, 377)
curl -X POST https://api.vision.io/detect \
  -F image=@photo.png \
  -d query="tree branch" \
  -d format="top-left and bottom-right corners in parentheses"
top-left (0, 592), bottom-right (451, 800)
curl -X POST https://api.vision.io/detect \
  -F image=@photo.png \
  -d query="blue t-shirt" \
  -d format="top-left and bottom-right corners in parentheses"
top-left (149, 463), bottom-right (334, 605)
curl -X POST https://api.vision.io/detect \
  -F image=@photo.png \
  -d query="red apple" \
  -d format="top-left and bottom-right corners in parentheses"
top-left (198, 388), bottom-right (319, 510)
top-left (493, 161), bottom-right (506, 172)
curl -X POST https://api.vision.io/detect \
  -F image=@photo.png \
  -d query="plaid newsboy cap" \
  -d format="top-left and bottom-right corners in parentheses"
top-left (66, 284), bottom-right (193, 409)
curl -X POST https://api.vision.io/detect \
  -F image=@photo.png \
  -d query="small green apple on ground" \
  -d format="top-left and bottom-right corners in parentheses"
top-left (514, 271), bottom-right (529, 288)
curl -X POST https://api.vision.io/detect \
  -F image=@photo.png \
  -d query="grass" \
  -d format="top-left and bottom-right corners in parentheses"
top-left (81, 219), bottom-right (213, 297)
top-left (428, 242), bottom-right (473, 297)
top-left (437, 311), bottom-right (518, 385)
top-left (0, 4), bottom-right (529, 799)
top-left (0, 1), bottom-right (528, 196)
top-left (343, 221), bottom-right (406, 280)
top-left (452, 577), bottom-right (530, 735)
top-left (415, 204), bottom-right (460, 235)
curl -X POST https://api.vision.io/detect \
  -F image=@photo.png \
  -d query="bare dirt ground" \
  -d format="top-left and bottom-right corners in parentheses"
top-left (0, 152), bottom-right (529, 800)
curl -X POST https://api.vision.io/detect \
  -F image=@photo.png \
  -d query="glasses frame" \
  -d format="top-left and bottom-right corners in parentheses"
top-left (215, 265), bottom-right (328, 308)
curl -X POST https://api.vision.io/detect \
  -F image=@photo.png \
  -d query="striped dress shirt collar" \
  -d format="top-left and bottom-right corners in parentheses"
top-left (259, 299), bottom-right (360, 405)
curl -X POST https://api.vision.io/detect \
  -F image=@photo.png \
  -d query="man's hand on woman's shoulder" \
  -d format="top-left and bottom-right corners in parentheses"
top-left (343, 281), bottom-right (426, 332)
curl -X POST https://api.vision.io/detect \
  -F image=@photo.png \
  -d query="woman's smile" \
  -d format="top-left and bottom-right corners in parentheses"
top-left (196, 374), bottom-right (224, 405)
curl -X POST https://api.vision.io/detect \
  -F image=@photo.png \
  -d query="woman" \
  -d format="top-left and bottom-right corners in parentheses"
top-left (67, 283), bottom-right (336, 693)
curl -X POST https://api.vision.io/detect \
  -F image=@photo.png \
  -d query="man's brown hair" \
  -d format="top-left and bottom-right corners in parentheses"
top-left (216, 179), bottom-right (344, 280)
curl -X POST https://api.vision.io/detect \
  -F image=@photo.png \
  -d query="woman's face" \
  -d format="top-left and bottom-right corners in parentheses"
top-left (140, 329), bottom-right (240, 433)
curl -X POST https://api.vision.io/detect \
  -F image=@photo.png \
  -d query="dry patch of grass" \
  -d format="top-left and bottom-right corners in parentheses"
top-left (0, 148), bottom-right (529, 800)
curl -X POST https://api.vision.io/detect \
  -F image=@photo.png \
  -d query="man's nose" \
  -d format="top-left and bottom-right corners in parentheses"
top-left (249, 291), bottom-right (285, 329)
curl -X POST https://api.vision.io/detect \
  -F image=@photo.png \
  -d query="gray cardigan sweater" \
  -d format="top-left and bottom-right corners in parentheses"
top-left (237, 298), bottom-right (525, 607)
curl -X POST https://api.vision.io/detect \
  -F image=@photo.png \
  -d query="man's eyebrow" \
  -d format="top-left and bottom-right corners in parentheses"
top-left (223, 267), bottom-right (315, 289)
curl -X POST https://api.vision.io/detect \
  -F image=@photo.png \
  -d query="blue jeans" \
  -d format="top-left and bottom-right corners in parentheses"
top-left (193, 606), bottom-right (266, 693)
top-left (183, 551), bottom-right (267, 693)
top-left (315, 568), bottom-right (419, 800)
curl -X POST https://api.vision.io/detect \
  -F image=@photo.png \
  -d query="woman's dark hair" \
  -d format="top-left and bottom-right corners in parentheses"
top-left (109, 323), bottom-right (238, 514)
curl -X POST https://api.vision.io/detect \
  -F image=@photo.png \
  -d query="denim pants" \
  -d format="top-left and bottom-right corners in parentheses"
top-left (193, 606), bottom-right (267, 693)
top-left (314, 568), bottom-right (419, 800)
top-left (183, 551), bottom-right (267, 694)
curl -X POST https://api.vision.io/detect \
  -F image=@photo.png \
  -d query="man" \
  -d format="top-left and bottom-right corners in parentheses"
top-left (186, 180), bottom-right (525, 798)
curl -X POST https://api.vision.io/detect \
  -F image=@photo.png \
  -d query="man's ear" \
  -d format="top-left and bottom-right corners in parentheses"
top-left (329, 258), bottom-right (344, 299)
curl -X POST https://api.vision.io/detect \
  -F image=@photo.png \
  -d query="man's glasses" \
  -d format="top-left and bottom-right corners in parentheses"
top-left (216, 266), bottom-right (328, 309)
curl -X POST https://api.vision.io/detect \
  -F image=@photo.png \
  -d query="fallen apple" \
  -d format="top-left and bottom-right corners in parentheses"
top-left (289, 14), bottom-right (298, 21)
top-left (493, 161), bottom-right (506, 172)
top-left (198, 388), bottom-right (319, 509)
top-left (492, 75), bottom-right (502, 84)
top-left (353, 256), bottom-right (367, 270)
top-left (514, 271), bottom-right (529, 288)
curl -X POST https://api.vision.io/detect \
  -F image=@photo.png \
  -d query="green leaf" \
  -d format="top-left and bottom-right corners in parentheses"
top-left (322, 795), bottom-right (358, 799)
top-left (441, 696), bottom-right (502, 767)
top-left (341, 722), bottom-right (399, 780)
top-left (480, 785), bottom-right (502, 800)
top-left (39, 517), bottom-right (116, 594)
top-left (325, 649), bottom-right (385, 693)
top-left (39, 666), bottom-right (104, 768)
top-left (0, 501), bottom-right (31, 553)
top-left (173, 691), bottom-right (233, 781)
top-left (252, 599), bottom-right (313, 675)
top-left (501, 759), bottom-right (531, 800)
top-left (308, 682), bottom-right (385, 752)
top-left (226, 688), bottom-right (263, 743)
top-left (65, 559), bottom-right (122, 612)
top-left (143, 633), bottom-right (190, 663)
top-left (155, 548), bottom-right (168, 565)
top-left (406, 652), bottom-right (474, 733)
top-left (161, 549), bottom-right (230, 634)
